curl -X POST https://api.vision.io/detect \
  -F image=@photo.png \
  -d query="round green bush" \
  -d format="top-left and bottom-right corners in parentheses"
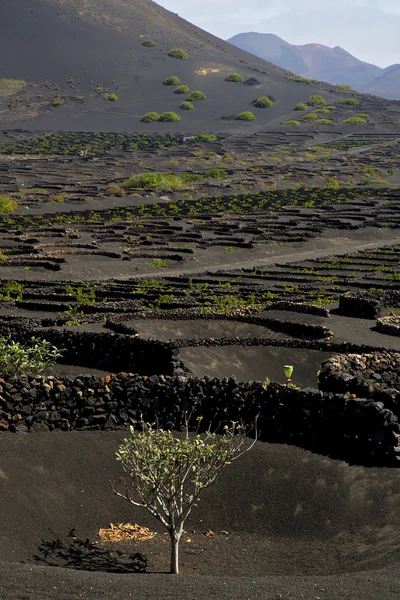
top-left (354, 113), bottom-right (370, 119)
top-left (174, 85), bottom-right (190, 94)
top-left (104, 93), bottom-right (119, 101)
top-left (254, 96), bottom-right (273, 108)
top-left (308, 95), bottom-right (326, 106)
top-left (141, 112), bottom-right (160, 123)
top-left (180, 101), bottom-right (194, 110)
top-left (236, 111), bottom-right (256, 121)
top-left (294, 103), bottom-right (307, 110)
top-left (225, 73), bottom-right (243, 83)
top-left (303, 113), bottom-right (318, 120)
top-left (52, 97), bottom-right (63, 107)
top-left (339, 98), bottom-right (360, 106)
top-left (0, 194), bottom-right (17, 213)
top-left (205, 168), bottom-right (228, 179)
top-left (159, 111), bottom-right (181, 122)
top-left (342, 117), bottom-right (366, 124)
top-left (163, 76), bottom-right (181, 86)
top-left (314, 118), bottom-right (334, 125)
top-left (142, 40), bottom-right (156, 47)
top-left (314, 108), bottom-right (331, 113)
top-left (285, 120), bottom-right (300, 127)
top-left (187, 91), bottom-right (206, 101)
top-left (168, 49), bottom-right (189, 60)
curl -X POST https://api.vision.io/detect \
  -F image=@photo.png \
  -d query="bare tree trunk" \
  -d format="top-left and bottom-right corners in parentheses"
top-left (169, 529), bottom-right (182, 574)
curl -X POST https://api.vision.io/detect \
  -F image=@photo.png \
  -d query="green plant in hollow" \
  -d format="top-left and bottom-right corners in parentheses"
top-left (187, 134), bottom-right (217, 143)
top-left (336, 84), bottom-right (352, 90)
top-left (0, 336), bottom-right (63, 378)
top-left (179, 101), bottom-right (194, 110)
top-left (289, 77), bottom-right (318, 84)
top-left (174, 85), bottom-right (190, 94)
top-left (342, 117), bottom-right (366, 124)
top-left (163, 76), bottom-right (181, 86)
top-left (0, 195), bottom-right (17, 213)
top-left (186, 91), bottom-right (206, 101)
top-left (225, 73), bottom-right (243, 82)
top-left (104, 93), bottom-right (119, 101)
top-left (141, 112), bottom-right (160, 123)
top-left (253, 96), bottom-right (273, 108)
top-left (236, 111), bottom-right (256, 121)
top-left (339, 98), bottom-right (360, 106)
top-left (151, 259), bottom-right (169, 268)
top-left (205, 168), bottom-right (228, 179)
top-left (284, 120), bottom-right (300, 126)
top-left (142, 40), bottom-right (156, 47)
top-left (303, 113), bottom-right (318, 120)
top-left (314, 119), bottom-right (333, 125)
top-left (0, 281), bottom-right (23, 301)
top-left (168, 49), bottom-right (189, 60)
top-left (294, 103), bottom-right (307, 110)
top-left (159, 111), bottom-right (181, 122)
top-left (308, 95), bottom-right (326, 106)
top-left (52, 97), bottom-right (63, 107)
top-left (114, 421), bottom-right (255, 574)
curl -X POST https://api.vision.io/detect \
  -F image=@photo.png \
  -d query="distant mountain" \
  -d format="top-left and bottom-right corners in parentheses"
top-left (359, 64), bottom-right (400, 100)
top-left (227, 32), bottom-right (386, 92)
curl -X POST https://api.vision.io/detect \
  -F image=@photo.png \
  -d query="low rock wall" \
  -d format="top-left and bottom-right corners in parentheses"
top-left (1, 372), bottom-right (399, 466)
top-left (377, 316), bottom-right (400, 337)
top-left (339, 290), bottom-right (400, 319)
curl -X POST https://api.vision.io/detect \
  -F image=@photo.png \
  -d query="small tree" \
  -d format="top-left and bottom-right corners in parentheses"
top-left (114, 420), bottom-right (256, 574)
top-left (0, 336), bottom-right (63, 378)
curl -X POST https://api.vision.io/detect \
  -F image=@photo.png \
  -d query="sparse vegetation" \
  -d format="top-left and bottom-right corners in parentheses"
top-left (0, 78), bottom-right (26, 98)
top-left (105, 183), bottom-right (125, 197)
top-left (168, 49), bottom-right (189, 60)
top-left (339, 98), bottom-right (360, 106)
top-left (159, 111), bottom-right (181, 122)
top-left (52, 97), bottom-right (63, 107)
top-left (163, 76), bottom-right (181, 86)
top-left (104, 93), bottom-right (119, 102)
top-left (225, 73), bottom-right (244, 82)
top-left (236, 111), bottom-right (256, 121)
top-left (314, 119), bottom-right (334, 125)
top-left (141, 112), bottom-right (160, 123)
top-left (187, 134), bottom-right (218, 143)
top-left (253, 96), bottom-right (273, 108)
top-left (336, 84), bottom-right (352, 90)
top-left (174, 85), bottom-right (190, 94)
top-left (142, 40), bottom-right (156, 47)
top-left (179, 101), bottom-right (194, 110)
top-left (49, 193), bottom-right (66, 204)
top-left (294, 103), bottom-right (307, 110)
top-left (187, 91), bottom-right (206, 101)
top-left (290, 77), bottom-right (318, 84)
top-left (308, 95), bottom-right (326, 106)
top-left (205, 168), bottom-right (228, 179)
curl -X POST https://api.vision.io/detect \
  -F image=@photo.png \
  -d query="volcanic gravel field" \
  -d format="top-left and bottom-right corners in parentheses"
top-left (1, 1), bottom-right (400, 598)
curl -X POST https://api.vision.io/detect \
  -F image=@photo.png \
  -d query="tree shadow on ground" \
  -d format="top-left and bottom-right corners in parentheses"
top-left (34, 528), bottom-right (147, 573)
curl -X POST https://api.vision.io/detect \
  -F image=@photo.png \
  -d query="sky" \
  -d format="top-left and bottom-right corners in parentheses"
top-left (156, 0), bottom-right (400, 67)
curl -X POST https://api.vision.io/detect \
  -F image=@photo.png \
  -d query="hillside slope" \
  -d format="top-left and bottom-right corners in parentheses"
top-left (227, 33), bottom-right (383, 90)
top-left (0, 0), bottom-right (399, 132)
top-left (360, 65), bottom-right (400, 100)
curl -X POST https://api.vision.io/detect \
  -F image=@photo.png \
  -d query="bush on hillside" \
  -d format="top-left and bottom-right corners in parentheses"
top-left (284, 120), bottom-right (300, 126)
top-left (168, 49), bottom-right (189, 60)
top-left (174, 85), bottom-right (190, 94)
top-left (122, 173), bottom-right (183, 191)
top-left (159, 111), bottom-right (181, 122)
top-left (187, 91), bottom-right (206, 101)
top-left (0, 336), bottom-right (63, 378)
top-left (52, 97), bottom-right (63, 107)
top-left (339, 98), bottom-right (360, 106)
top-left (141, 112), bottom-right (160, 123)
top-left (294, 103), bottom-right (307, 110)
top-left (303, 113), bottom-right (318, 119)
top-left (225, 73), bottom-right (243, 82)
top-left (104, 93), bottom-right (119, 101)
top-left (179, 101), bottom-right (194, 110)
top-left (0, 195), bottom-right (17, 213)
top-left (205, 168), bottom-right (228, 179)
top-left (163, 76), bottom-right (181, 86)
top-left (187, 133), bottom-right (218, 143)
top-left (342, 117), bottom-right (366, 124)
top-left (236, 111), bottom-right (256, 121)
top-left (142, 40), bottom-right (156, 47)
top-left (314, 118), bottom-right (334, 125)
top-left (308, 95), bottom-right (326, 106)
top-left (253, 96), bottom-right (273, 108)
top-left (336, 84), bottom-right (352, 90)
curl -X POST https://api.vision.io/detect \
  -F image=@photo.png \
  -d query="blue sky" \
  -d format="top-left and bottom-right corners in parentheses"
top-left (157, 0), bottom-right (400, 67)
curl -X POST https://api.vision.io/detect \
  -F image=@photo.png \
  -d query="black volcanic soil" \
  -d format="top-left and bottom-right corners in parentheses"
top-left (2, 432), bottom-right (400, 599)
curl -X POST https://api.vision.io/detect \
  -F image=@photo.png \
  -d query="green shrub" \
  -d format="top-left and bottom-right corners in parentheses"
top-left (180, 173), bottom-right (203, 183)
top-left (0, 336), bottom-right (63, 378)
top-left (168, 49), bottom-right (189, 60)
top-left (290, 77), bottom-right (318, 84)
top-left (354, 113), bottom-right (370, 119)
top-left (225, 73), bottom-right (243, 82)
top-left (303, 113), bottom-right (318, 120)
top-left (187, 91), bottom-right (206, 101)
top-left (0, 195), bottom-right (17, 213)
top-left (52, 97), bottom-right (63, 107)
top-left (254, 96), bottom-right (273, 108)
top-left (142, 40), bottom-right (156, 47)
top-left (163, 76), bottom-right (181, 86)
top-left (159, 111), bottom-right (181, 122)
top-left (0, 78), bottom-right (26, 98)
top-left (180, 101), bottom-right (194, 110)
top-left (104, 93), bottom-right (119, 101)
top-left (294, 103), bottom-right (307, 110)
top-left (49, 193), bottom-right (65, 203)
top-left (308, 95), bottom-right (326, 106)
top-left (174, 85), bottom-right (190, 94)
top-left (236, 111), bottom-right (256, 121)
top-left (105, 183), bottom-right (125, 197)
top-left (205, 168), bottom-right (228, 179)
top-left (325, 105), bottom-right (337, 110)
top-left (314, 119), bottom-right (334, 125)
top-left (123, 173), bottom-right (183, 191)
top-left (342, 117), bottom-right (366, 124)
top-left (285, 120), bottom-right (300, 126)
top-left (336, 84), bottom-right (352, 90)
top-left (314, 108), bottom-right (331, 113)
top-left (339, 98), bottom-right (360, 106)
top-left (187, 134), bottom-right (218, 143)
top-left (141, 112), bottom-right (160, 123)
